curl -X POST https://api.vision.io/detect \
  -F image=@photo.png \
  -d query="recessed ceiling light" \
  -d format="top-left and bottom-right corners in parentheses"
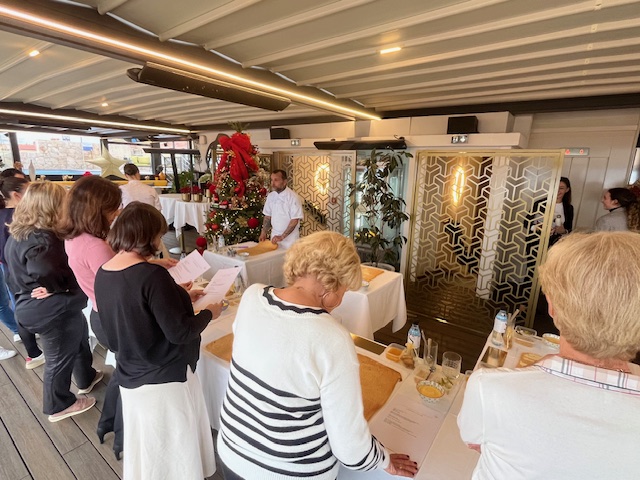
top-left (380, 47), bottom-right (401, 55)
top-left (28, 49), bottom-right (40, 57)
top-left (101, 102), bottom-right (109, 107)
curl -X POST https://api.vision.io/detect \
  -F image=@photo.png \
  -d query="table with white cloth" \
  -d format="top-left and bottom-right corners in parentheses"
top-left (158, 193), bottom-right (181, 224)
top-left (333, 270), bottom-right (407, 340)
top-left (172, 199), bottom-right (210, 237)
top-left (202, 242), bottom-right (287, 288)
top-left (196, 308), bottom-right (479, 480)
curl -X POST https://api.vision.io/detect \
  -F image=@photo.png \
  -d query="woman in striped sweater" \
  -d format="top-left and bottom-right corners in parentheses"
top-left (217, 231), bottom-right (417, 479)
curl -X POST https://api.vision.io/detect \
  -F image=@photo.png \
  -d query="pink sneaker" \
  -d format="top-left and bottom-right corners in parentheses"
top-left (48, 397), bottom-right (96, 423)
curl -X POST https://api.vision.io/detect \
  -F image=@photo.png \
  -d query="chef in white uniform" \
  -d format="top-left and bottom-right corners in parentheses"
top-left (259, 170), bottom-right (303, 249)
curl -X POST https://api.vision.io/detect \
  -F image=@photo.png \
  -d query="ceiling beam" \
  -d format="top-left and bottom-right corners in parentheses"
top-left (204, 0), bottom-right (375, 50)
top-left (96, 0), bottom-right (130, 16)
top-left (158, 0), bottom-right (261, 42)
top-left (241, 0), bottom-right (509, 67)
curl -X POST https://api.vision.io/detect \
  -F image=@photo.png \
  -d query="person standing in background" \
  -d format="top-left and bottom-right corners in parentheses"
top-left (259, 169), bottom-right (303, 249)
top-left (595, 187), bottom-right (640, 231)
top-left (5, 182), bottom-right (101, 422)
top-left (0, 171), bottom-right (43, 367)
top-left (120, 163), bottom-right (161, 211)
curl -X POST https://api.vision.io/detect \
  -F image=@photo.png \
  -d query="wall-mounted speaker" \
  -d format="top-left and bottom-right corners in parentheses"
top-left (447, 116), bottom-right (479, 134)
top-left (270, 127), bottom-right (290, 139)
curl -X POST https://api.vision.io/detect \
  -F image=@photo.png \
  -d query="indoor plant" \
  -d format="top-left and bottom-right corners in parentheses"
top-left (348, 149), bottom-right (412, 269)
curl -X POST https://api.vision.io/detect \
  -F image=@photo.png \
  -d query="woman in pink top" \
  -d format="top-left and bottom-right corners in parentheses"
top-left (62, 176), bottom-right (123, 458)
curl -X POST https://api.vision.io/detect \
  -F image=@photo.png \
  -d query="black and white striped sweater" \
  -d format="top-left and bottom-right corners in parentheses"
top-left (217, 285), bottom-right (389, 479)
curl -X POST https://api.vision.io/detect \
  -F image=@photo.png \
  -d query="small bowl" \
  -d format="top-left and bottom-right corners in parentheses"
top-left (238, 252), bottom-right (250, 258)
top-left (384, 343), bottom-right (405, 362)
top-left (514, 326), bottom-right (538, 347)
top-left (542, 333), bottom-right (560, 349)
top-left (361, 280), bottom-right (370, 289)
top-left (416, 380), bottom-right (445, 404)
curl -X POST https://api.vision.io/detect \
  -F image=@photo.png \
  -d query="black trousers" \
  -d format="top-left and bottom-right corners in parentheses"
top-left (221, 461), bottom-right (245, 480)
top-left (90, 310), bottom-right (123, 447)
top-left (35, 310), bottom-right (96, 414)
top-left (17, 321), bottom-right (42, 358)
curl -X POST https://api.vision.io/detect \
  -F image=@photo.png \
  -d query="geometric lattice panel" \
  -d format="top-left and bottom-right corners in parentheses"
top-left (407, 150), bottom-right (563, 331)
top-left (275, 151), bottom-right (355, 237)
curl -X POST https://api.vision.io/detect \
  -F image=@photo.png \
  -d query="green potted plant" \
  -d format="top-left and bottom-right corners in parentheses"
top-left (348, 149), bottom-right (412, 270)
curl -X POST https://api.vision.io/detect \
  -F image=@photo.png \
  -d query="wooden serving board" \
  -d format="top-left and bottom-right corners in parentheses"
top-left (203, 337), bottom-right (401, 420)
top-left (361, 265), bottom-right (385, 283)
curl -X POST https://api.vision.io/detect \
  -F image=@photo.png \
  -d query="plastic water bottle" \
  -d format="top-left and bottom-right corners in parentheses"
top-left (407, 323), bottom-right (421, 352)
top-left (491, 310), bottom-right (508, 347)
top-left (217, 235), bottom-right (225, 250)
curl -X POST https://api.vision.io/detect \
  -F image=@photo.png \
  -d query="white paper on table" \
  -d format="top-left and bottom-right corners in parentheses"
top-left (168, 250), bottom-right (211, 284)
top-left (369, 393), bottom-right (442, 465)
top-left (193, 266), bottom-right (241, 311)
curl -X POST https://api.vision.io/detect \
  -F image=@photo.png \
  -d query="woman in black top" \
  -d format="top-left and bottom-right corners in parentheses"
top-left (5, 182), bottom-right (100, 422)
top-left (95, 202), bottom-right (222, 480)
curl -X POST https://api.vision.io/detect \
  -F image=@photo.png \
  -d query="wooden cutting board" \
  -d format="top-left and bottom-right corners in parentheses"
top-left (361, 265), bottom-right (385, 283)
top-left (204, 336), bottom-right (401, 420)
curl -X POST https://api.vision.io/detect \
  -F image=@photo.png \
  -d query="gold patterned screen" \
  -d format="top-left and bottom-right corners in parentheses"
top-left (274, 152), bottom-right (355, 236)
top-left (407, 150), bottom-right (563, 330)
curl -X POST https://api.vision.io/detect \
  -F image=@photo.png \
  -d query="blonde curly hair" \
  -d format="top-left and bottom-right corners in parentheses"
top-left (9, 181), bottom-right (66, 241)
top-left (539, 231), bottom-right (640, 360)
top-left (283, 231), bottom-right (362, 292)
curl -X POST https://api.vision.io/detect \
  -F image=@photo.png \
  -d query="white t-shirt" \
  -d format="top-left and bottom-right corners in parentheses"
top-left (120, 180), bottom-right (161, 211)
top-left (262, 187), bottom-right (303, 249)
top-left (458, 364), bottom-right (640, 479)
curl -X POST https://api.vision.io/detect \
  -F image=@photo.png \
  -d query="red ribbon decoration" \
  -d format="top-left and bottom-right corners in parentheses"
top-left (216, 133), bottom-right (259, 197)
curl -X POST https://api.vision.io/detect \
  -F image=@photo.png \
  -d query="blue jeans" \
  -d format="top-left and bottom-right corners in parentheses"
top-left (0, 263), bottom-right (18, 335)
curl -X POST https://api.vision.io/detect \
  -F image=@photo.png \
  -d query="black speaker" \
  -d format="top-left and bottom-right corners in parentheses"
top-left (270, 127), bottom-right (290, 139)
top-left (447, 116), bottom-right (478, 134)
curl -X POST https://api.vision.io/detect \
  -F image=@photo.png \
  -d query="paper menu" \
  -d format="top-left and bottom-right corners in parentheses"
top-left (369, 393), bottom-right (442, 465)
top-left (193, 266), bottom-right (241, 311)
top-left (168, 250), bottom-right (211, 284)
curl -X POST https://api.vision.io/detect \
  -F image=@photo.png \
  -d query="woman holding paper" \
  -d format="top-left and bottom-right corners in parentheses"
top-left (217, 231), bottom-right (417, 479)
top-left (95, 202), bottom-right (223, 480)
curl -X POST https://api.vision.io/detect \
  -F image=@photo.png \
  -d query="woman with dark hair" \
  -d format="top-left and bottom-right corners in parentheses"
top-left (5, 182), bottom-right (100, 422)
top-left (95, 202), bottom-right (222, 480)
top-left (62, 175), bottom-right (124, 458)
top-left (549, 177), bottom-right (574, 245)
top-left (595, 187), bottom-right (640, 231)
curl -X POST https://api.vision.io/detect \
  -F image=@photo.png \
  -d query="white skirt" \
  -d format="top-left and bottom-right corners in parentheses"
top-left (120, 368), bottom-right (216, 480)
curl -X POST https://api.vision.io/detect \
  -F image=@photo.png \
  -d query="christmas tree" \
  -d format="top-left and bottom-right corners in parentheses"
top-left (204, 125), bottom-right (269, 245)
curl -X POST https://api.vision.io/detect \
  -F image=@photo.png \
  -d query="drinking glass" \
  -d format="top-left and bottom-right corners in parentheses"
top-left (442, 351), bottom-right (462, 380)
top-left (423, 339), bottom-right (438, 371)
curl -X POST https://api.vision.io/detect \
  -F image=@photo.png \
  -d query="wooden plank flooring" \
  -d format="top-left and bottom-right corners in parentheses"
top-left (0, 323), bottom-right (223, 480)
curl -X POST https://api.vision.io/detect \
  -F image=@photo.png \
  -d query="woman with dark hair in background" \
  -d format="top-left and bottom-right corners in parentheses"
top-left (0, 175), bottom-right (44, 365)
top-left (5, 182), bottom-right (101, 422)
top-left (62, 175), bottom-right (124, 458)
top-left (595, 187), bottom-right (640, 231)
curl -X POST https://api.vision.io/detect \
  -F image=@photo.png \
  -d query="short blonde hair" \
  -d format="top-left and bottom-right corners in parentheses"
top-left (283, 231), bottom-right (362, 292)
top-left (9, 182), bottom-right (66, 241)
top-left (538, 232), bottom-right (640, 360)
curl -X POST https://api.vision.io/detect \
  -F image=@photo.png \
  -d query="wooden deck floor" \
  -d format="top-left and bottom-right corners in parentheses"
top-left (0, 324), bottom-right (224, 480)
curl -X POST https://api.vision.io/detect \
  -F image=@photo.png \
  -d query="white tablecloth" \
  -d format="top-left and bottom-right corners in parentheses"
top-left (202, 242), bottom-right (287, 288)
top-left (333, 270), bottom-right (407, 340)
top-left (173, 199), bottom-right (211, 237)
top-left (196, 310), bottom-right (479, 479)
top-left (158, 194), bottom-right (181, 224)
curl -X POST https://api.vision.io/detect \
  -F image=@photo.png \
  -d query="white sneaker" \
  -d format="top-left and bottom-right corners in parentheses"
top-left (13, 334), bottom-right (22, 343)
top-left (0, 347), bottom-right (16, 361)
top-left (25, 353), bottom-right (45, 370)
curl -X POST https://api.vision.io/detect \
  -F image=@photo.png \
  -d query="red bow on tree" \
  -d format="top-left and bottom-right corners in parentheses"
top-left (216, 133), bottom-right (258, 197)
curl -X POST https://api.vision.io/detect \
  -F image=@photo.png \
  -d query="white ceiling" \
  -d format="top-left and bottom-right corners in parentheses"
top-left (1, 0), bottom-right (640, 134)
